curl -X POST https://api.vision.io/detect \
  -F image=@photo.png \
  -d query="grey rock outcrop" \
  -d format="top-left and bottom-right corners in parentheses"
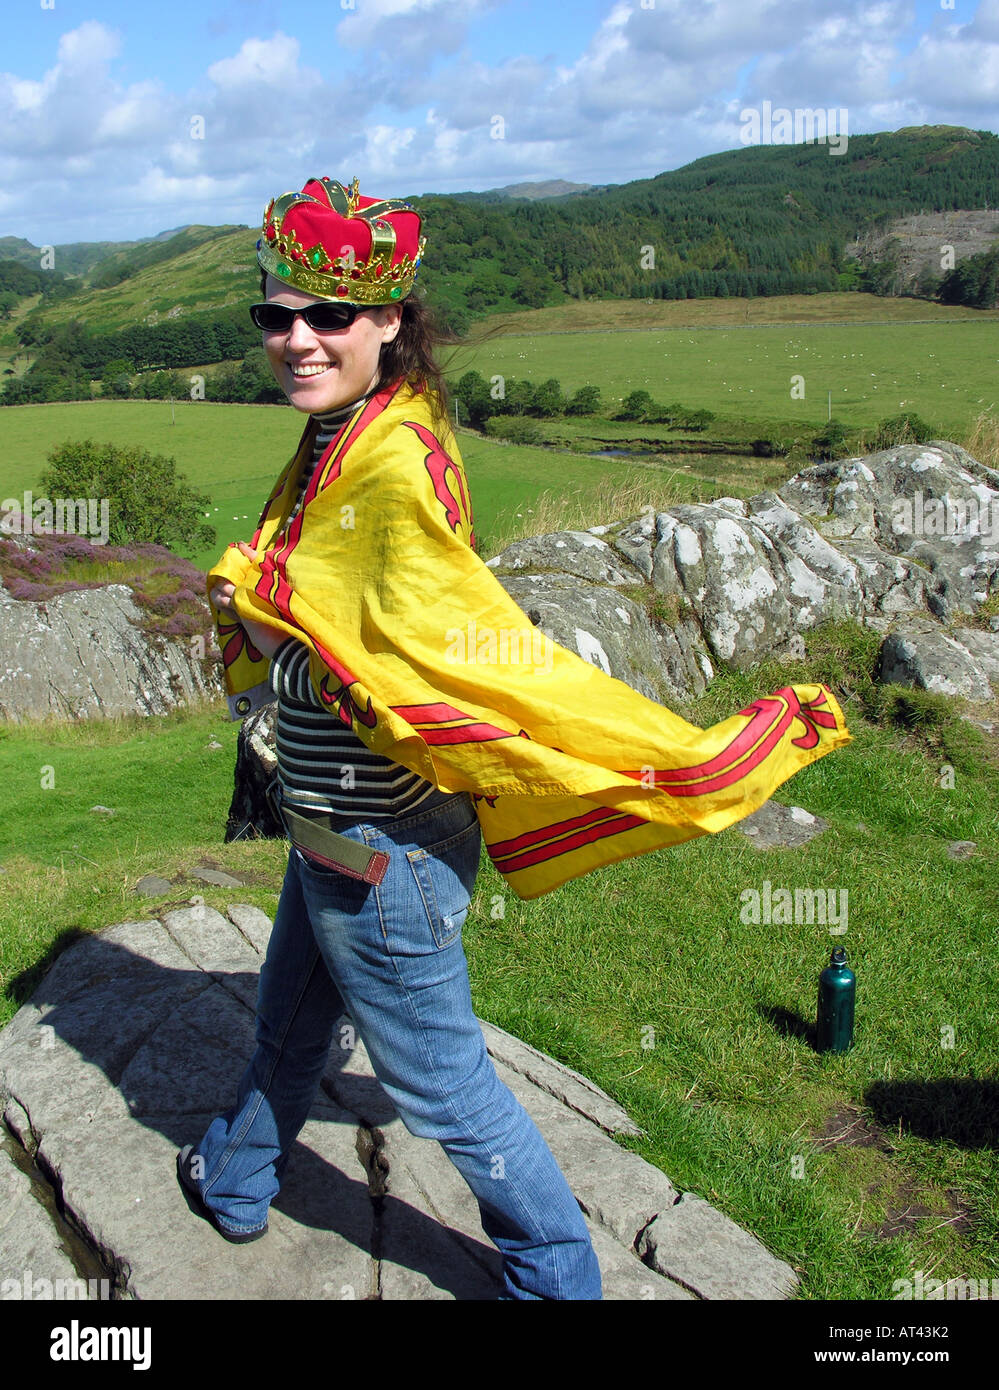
top-left (876, 618), bottom-right (996, 700)
top-left (777, 442), bottom-right (998, 620)
top-left (0, 905), bottom-right (798, 1300)
top-left (487, 441), bottom-right (999, 692)
top-left (845, 209), bottom-right (999, 297)
top-left (0, 582), bottom-right (222, 721)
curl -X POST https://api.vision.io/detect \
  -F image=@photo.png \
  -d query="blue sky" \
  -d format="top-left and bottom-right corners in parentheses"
top-left (2, 0), bottom-right (997, 244)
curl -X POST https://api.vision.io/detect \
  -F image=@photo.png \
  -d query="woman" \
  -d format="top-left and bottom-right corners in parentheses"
top-left (181, 176), bottom-right (849, 1301)
top-left (178, 176), bottom-right (605, 1300)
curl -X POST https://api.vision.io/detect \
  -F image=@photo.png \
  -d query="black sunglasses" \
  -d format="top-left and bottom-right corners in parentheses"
top-left (249, 301), bottom-right (365, 333)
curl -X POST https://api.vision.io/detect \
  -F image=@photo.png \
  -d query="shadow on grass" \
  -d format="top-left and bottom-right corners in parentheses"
top-left (865, 1079), bottom-right (999, 1150)
top-left (757, 1002), bottom-right (815, 1047)
top-left (756, 1005), bottom-right (998, 1149)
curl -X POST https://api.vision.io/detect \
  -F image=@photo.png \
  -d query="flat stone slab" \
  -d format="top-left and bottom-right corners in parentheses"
top-left (188, 867), bottom-right (246, 888)
top-left (0, 906), bottom-right (798, 1301)
top-left (133, 875), bottom-right (173, 897)
top-left (478, 1019), bottom-right (644, 1137)
top-left (637, 1192), bottom-right (799, 1299)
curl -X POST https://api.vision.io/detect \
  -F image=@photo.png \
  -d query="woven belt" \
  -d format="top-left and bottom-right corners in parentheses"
top-left (267, 781), bottom-right (390, 887)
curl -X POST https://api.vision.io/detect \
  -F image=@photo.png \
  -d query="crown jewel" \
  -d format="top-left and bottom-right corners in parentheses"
top-left (256, 176), bottom-right (425, 305)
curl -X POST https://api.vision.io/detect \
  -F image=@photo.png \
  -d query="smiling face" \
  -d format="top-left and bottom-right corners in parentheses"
top-left (261, 273), bottom-right (403, 414)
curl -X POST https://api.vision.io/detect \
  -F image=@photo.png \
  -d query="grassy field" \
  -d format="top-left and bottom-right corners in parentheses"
top-left (477, 291), bottom-right (999, 334)
top-left (2, 294), bottom-right (998, 1299)
top-left (0, 399), bottom-right (704, 569)
top-left (454, 318), bottom-right (999, 438)
top-left (3, 292), bottom-right (998, 570)
top-left (1, 627), bottom-right (995, 1302)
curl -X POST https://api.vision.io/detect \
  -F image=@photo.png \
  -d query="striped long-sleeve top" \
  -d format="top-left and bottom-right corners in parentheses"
top-left (266, 397), bottom-right (439, 819)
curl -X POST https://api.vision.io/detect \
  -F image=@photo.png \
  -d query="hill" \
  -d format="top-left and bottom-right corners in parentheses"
top-left (3, 125), bottom-right (999, 368)
top-left (449, 179), bottom-right (595, 203)
top-left (0, 235), bottom-right (165, 279)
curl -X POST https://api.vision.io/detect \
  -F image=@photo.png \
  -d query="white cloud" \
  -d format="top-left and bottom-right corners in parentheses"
top-left (7, 77), bottom-right (47, 114)
top-left (207, 33), bottom-right (319, 90)
top-left (56, 20), bottom-right (123, 70)
top-left (95, 82), bottom-right (171, 143)
top-left (0, 20), bottom-right (127, 158)
top-left (898, 6), bottom-right (999, 112)
top-left (336, 0), bottom-right (497, 60)
top-left (1, 2), bottom-right (996, 243)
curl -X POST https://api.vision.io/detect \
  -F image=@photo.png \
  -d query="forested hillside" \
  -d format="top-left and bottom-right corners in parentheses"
top-left (415, 125), bottom-right (999, 321)
top-left (2, 125), bottom-right (998, 405)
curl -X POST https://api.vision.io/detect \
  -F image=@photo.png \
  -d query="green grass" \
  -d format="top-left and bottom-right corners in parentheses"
top-left (0, 704), bottom-right (288, 1010)
top-left (0, 400), bottom-right (781, 569)
top-left (477, 290), bottom-right (999, 334)
top-left (456, 318), bottom-right (999, 438)
top-left (0, 400), bottom-right (308, 570)
top-left (5, 296), bottom-right (998, 573)
top-left (1, 626), bottom-right (996, 1300)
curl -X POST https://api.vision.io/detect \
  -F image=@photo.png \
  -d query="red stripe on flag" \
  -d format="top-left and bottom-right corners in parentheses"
top-left (487, 805), bottom-right (625, 857)
top-left (390, 701), bottom-right (477, 722)
top-left (651, 691), bottom-right (798, 785)
top-left (419, 722), bottom-right (514, 745)
top-left (488, 812), bottom-right (647, 874)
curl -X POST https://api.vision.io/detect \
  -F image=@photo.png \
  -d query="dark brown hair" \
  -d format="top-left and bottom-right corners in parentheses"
top-left (375, 292), bottom-right (458, 420)
top-left (258, 268), bottom-right (457, 425)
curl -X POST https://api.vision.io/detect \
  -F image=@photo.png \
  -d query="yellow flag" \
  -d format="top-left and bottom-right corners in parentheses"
top-left (210, 380), bottom-right (850, 900)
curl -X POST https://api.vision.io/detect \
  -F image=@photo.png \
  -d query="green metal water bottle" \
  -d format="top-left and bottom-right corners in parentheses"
top-left (816, 946), bottom-right (855, 1053)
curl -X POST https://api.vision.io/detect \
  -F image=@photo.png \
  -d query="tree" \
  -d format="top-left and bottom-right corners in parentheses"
top-left (505, 378), bottom-right (537, 416)
top-left (206, 364), bottom-right (244, 403)
top-left (454, 370), bottom-right (493, 429)
top-left (101, 357), bottom-right (134, 399)
top-left (136, 369), bottom-right (188, 400)
top-left (39, 439), bottom-right (216, 553)
top-left (566, 385), bottom-right (602, 416)
top-left (512, 267), bottom-right (550, 308)
top-left (237, 348), bottom-right (285, 403)
top-left (530, 378), bottom-right (566, 417)
top-left (617, 389), bottom-right (654, 421)
top-left (431, 300), bottom-right (470, 337)
top-left (939, 245), bottom-right (999, 308)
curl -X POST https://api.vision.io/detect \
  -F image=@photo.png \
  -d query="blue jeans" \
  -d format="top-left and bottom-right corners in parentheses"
top-left (191, 788), bottom-right (602, 1300)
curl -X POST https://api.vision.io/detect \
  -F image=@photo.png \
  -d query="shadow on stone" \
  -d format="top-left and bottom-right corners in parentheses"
top-left (0, 926), bottom-right (502, 1298)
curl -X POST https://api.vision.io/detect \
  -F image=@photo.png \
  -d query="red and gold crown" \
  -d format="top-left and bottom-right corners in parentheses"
top-left (256, 176), bottom-right (425, 304)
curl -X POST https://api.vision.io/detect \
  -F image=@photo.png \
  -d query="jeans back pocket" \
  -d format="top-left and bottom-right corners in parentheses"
top-left (405, 818), bottom-right (481, 950)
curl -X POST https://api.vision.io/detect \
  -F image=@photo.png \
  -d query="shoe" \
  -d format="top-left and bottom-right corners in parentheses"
top-left (175, 1146), bottom-right (268, 1245)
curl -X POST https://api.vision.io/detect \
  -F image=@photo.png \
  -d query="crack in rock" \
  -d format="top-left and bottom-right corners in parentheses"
top-left (353, 1125), bottom-right (389, 1299)
top-left (2, 1117), bottom-right (123, 1298)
